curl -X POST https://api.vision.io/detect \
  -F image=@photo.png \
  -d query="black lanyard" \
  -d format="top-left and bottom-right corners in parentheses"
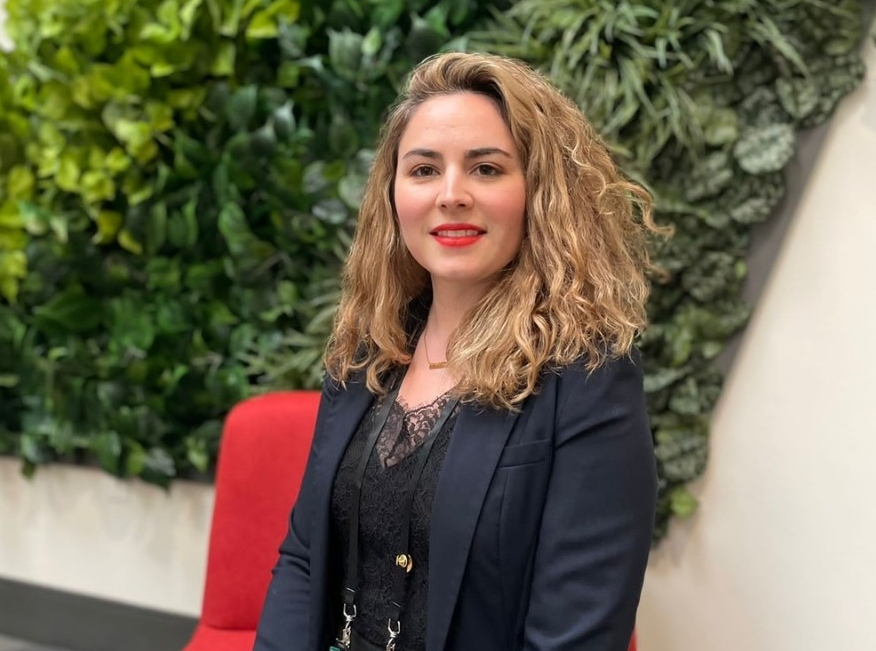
top-left (338, 383), bottom-right (459, 651)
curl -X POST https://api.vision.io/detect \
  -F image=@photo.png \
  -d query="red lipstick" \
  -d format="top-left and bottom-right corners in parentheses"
top-left (430, 223), bottom-right (485, 248)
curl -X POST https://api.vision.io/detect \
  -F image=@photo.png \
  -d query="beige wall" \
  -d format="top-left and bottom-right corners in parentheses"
top-left (0, 458), bottom-right (212, 616)
top-left (637, 34), bottom-right (876, 651)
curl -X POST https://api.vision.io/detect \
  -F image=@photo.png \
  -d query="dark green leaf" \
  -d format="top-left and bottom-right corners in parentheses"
top-left (33, 285), bottom-right (103, 333)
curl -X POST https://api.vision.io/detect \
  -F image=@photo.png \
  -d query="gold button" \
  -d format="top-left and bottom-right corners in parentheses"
top-left (395, 554), bottom-right (413, 573)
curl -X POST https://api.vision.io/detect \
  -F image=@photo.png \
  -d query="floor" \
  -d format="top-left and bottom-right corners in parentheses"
top-left (0, 635), bottom-right (71, 651)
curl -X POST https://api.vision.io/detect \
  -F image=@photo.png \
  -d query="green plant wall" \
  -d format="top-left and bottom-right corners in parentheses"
top-left (0, 0), bottom-right (504, 483)
top-left (0, 0), bottom-right (867, 540)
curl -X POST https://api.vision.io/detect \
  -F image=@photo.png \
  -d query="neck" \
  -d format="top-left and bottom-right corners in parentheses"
top-left (424, 279), bottom-right (490, 349)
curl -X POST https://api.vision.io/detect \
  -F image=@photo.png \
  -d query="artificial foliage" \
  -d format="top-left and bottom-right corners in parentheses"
top-left (0, 0), bottom-right (866, 539)
top-left (0, 0), bottom-right (503, 484)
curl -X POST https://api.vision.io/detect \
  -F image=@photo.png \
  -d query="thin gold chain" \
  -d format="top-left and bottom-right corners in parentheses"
top-left (422, 328), bottom-right (448, 370)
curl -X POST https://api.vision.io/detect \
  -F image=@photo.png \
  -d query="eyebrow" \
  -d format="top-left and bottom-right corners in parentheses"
top-left (401, 147), bottom-right (514, 160)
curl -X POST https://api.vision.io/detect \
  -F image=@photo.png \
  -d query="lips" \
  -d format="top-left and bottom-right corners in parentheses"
top-left (430, 223), bottom-right (485, 247)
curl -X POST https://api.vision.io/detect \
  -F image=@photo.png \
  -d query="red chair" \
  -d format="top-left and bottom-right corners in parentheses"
top-left (182, 391), bottom-right (321, 651)
top-left (180, 390), bottom-right (638, 651)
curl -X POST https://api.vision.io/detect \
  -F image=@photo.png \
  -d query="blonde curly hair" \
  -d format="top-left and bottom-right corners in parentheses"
top-left (325, 52), bottom-right (664, 409)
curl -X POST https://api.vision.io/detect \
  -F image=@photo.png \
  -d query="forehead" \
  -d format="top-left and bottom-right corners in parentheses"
top-left (398, 92), bottom-right (516, 152)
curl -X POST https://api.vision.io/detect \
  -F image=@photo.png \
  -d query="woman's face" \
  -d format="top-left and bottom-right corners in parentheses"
top-left (393, 92), bottom-right (526, 295)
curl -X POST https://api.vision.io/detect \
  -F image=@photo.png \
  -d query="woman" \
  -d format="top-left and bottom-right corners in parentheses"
top-left (255, 52), bottom-right (661, 651)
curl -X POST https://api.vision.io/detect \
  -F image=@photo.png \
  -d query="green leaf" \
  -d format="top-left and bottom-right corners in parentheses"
top-left (328, 28), bottom-right (364, 79)
top-left (56, 154), bottom-right (81, 192)
top-left (0, 374), bottom-right (20, 388)
top-left (186, 437), bottom-right (210, 472)
top-left (703, 108), bottom-right (739, 146)
top-left (92, 431), bottom-right (122, 474)
top-left (669, 486), bottom-right (699, 518)
top-left (362, 26), bottom-right (382, 57)
top-left (338, 173), bottom-right (366, 209)
top-left (81, 170), bottom-right (117, 204)
top-left (92, 210), bottom-right (123, 244)
top-left (0, 250), bottom-right (27, 302)
top-left (246, 0), bottom-right (299, 40)
top-left (180, 0), bottom-right (205, 40)
top-left (144, 202), bottom-right (169, 253)
top-left (406, 14), bottom-right (446, 63)
top-left (7, 165), bottom-right (35, 199)
top-left (33, 285), bottom-right (103, 333)
top-left (250, 122), bottom-right (277, 158)
top-left (217, 203), bottom-right (252, 256)
top-left (146, 102), bottom-right (175, 133)
top-left (226, 85), bottom-right (258, 131)
top-left (734, 123), bottom-right (795, 175)
top-left (125, 441), bottom-right (147, 476)
top-left (143, 447), bottom-right (177, 481)
top-left (167, 200), bottom-right (199, 249)
top-left (272, 101), bottom-right (295, 142)
top-left (683, 151), bottom-right (733, 202)
top-left (313, 197), bottom-right (348, 225)
top-left (108, 296), bottom-right (155, 351)
top-left (776, 77), bottom-right (819, 120)
top-left (118, 229), bottom-right (145, 255)
top-left (104, 148), bottom-right (132, 174)
top-left (210, 41), bottom-right (237, 76)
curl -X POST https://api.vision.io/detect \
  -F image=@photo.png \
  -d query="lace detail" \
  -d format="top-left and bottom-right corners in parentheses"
top-left (330, 392), bottom-right (460, 651)
top-left (376, 392), bottom-right (453, 468)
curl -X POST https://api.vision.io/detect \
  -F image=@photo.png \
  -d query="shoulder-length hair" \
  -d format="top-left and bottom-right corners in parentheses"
top-left (324, 51), bottom-right (664, 410)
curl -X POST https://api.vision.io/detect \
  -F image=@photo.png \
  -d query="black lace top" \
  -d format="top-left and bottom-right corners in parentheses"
top-left (330, 391), bottom-right (460, 651)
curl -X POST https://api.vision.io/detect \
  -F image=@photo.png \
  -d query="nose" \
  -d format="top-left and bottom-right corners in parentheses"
top-left (436, 169), bottom-right (472, 210)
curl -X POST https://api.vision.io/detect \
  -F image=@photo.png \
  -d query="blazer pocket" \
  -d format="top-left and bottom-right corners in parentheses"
top-left (497, 439), bottom-right (552, 468)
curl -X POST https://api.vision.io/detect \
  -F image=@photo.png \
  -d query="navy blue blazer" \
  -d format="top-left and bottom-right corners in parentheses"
top-left (254, 352), bottom-right (656, 651)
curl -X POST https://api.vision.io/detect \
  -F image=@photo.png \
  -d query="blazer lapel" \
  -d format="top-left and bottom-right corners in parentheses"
top-left (426, 404), bottom-right (520, 651)
top-left (308, 378), bottom-right (375, 649)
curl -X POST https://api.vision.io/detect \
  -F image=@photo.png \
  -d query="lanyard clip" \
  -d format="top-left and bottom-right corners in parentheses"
top-left (385, 618), bottom-right (401, 651)
top-left (336, 602), bottom-right (357, 650)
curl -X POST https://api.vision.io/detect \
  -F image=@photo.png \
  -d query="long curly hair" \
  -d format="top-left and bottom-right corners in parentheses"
top-left (324, 52), bottom-right (665, 410)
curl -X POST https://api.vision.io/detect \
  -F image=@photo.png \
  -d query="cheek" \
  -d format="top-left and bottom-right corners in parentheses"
top-left (499, 186), bottom-right (527, 240)
top-left (395, 191), bottom-right (438, 261)
top-left (393, 186), bottom-right (424, 255)
top-left (392, 182), bottom-right (423, 227)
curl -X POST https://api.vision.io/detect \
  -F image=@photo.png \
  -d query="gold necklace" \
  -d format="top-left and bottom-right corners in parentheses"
top-left (422, 329), bottom-right (448, 370)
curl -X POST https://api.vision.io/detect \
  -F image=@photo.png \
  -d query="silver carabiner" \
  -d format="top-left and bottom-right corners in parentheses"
top-left (337, 603), bottom-right (357, 650)
top-left (385, 618), bottom-right (401, 651)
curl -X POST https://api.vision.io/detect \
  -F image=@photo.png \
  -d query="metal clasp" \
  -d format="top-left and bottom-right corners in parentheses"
top-left (385, 618), bottom-right (401, 651)
top-left (337, 603), bottom-right (356, 650)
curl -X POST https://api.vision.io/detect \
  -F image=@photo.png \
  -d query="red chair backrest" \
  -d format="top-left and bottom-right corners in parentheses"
top-left (200, 391), bottom-right (321, 630)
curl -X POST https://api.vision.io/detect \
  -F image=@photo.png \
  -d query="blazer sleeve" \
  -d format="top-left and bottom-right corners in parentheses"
top-left (253, 375), bottom-right (339, 651)
top-left (522, 352), bottom-right (657, 651)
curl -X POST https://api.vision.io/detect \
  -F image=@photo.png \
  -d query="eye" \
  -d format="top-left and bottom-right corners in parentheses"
top-left (474, 163), bottom-right (501, 176)
top-left (411, 165), bottom-right (438, 178)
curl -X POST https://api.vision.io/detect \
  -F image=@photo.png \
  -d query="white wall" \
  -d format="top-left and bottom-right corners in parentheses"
top-left (637, 35), bottom-right (876, 651)
top-left (0, 458), bottom-right (213, 617)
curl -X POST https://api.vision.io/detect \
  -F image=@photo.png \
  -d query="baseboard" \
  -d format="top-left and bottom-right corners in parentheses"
top-left (0, 577), bottom-right (197, 651)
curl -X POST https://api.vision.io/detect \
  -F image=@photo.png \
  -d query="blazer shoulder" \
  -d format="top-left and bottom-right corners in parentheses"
top-left (552, 349), bottom-right (646, 438)
top-left (554, 347), bottom-right (643, 391)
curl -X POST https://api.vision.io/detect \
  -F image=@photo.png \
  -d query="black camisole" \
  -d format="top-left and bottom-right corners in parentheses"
top-left (330, 391), bottom-right (459, 651)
